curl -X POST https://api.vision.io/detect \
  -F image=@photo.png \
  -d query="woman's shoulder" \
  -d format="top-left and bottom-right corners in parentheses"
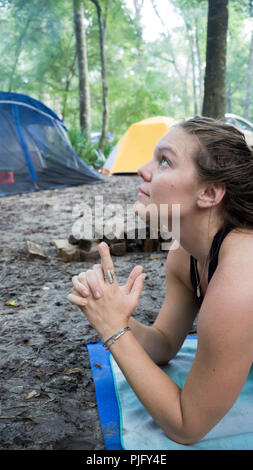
top-left (200, 228), bottom-right (253, 349)
top-left (219, 227), bottom-right (253, 266)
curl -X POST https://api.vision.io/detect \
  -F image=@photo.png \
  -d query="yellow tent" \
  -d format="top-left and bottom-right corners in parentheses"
top-left (102, 116), bottom-right (176, 174)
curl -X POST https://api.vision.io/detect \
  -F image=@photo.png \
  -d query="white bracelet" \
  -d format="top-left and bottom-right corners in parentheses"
top-left (103, 326), bottom-right (131, 350)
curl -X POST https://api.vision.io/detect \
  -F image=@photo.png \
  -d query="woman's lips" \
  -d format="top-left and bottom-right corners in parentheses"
top-left (138, 186), bottom-right (150, 197)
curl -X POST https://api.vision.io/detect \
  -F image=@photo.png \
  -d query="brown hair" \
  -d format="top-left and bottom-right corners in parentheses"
top-left (179, 115), bottom-right (253, 229)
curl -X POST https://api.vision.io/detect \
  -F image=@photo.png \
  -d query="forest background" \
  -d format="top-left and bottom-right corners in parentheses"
top-left (0, 0), bottom-right (253, 166)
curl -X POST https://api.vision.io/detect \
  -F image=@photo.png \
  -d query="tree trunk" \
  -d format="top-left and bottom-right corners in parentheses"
top-left (151, 0), bottom-right (190, 116)
top-left (227, 80), bottom-right (232, 113)
top-left (8, 10), bottom-right (35, 92)
top-left (194, 15), bottom-right (203, 114)
top-left (90, 0), bottom-right (109, 151)
top-left (73, 0), bottom-right (91, 138)
top-left (184, 19), bottom-right (198, 115)
top-left (62, 51), bottom-right (77, 121)
top-left (202, 0), bottom-right (229, 120)
top-left (244, 29), bottom-right (253, 120)
top-left (133, 0), bottom-right (145, 69)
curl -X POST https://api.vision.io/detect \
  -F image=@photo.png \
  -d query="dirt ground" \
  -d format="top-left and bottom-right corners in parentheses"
top-left (0, 175), bottom-right (196, 450)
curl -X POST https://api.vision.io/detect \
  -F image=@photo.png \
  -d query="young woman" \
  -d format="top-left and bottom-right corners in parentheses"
top-left (67, 116), bottom-right (253, 444)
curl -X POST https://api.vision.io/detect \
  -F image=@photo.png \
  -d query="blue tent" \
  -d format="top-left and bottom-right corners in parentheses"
top-left (0, 92), bottom-right (103, 196)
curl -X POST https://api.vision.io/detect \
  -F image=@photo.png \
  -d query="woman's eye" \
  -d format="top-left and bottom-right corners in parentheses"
top-left (160, 157), bottom-right (170, 167)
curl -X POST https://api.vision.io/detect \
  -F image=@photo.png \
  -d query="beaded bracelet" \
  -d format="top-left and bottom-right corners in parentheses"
top-left (103, 326), bottom-right (131, 350)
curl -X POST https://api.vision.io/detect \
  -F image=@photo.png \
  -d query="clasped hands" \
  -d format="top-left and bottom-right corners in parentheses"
top-left (67, 242), bottom-right (146, 341)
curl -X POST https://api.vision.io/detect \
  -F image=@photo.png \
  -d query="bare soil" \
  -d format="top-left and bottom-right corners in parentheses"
top-left (0, 175), bottom-right (175, 450)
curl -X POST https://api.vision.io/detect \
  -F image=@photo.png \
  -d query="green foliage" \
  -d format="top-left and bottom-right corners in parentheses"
top-left (231, 0), bottom-right (253, 16)
top-left (226, 3), bottom-right (253, 116)
top-left (68, 128), bottom-right (103, 168)
top-left (0, 0), bottom-right (253, 141)
top-left (68, 127), bottom-right (115, 168)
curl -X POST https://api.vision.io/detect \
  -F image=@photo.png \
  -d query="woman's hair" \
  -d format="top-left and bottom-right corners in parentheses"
top-left (179, 115), bottom-right (253, 229)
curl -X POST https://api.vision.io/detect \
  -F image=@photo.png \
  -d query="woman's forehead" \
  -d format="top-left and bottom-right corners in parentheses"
top-left (157, 126), bottom-right (198, 159)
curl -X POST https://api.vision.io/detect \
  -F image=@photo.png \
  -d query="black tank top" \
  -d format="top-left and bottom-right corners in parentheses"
top-left (190, 225), bottom-right (235, 308)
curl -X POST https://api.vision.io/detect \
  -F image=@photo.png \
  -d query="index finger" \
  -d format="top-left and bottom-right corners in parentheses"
top-left (98, 242), bottom-right (116, 283)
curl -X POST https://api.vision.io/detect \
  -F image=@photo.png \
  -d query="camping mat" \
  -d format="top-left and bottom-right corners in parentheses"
top-left (87, 337), bottom-right (253, 450)
top-left (87, 341), bottom-right (123, 450)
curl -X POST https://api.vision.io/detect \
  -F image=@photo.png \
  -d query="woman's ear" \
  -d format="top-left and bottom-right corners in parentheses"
top-left (197, 183), bottom-right (226, 209)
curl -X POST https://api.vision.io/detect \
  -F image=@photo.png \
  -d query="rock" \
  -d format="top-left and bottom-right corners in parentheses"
top-left (53, 239), bottom-right (80, 261)
top-left (54, 238), bottom-right (101, 261)
top-left (26, 241), bottom-right (47, 259)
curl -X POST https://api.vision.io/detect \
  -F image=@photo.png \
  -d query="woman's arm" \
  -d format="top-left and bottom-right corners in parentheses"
top-left (128, 257), bottom-right (198, 365)
top-left (68, 242), bottom-right (253, 444)
top-left (71, 247), bottom-right (198, 365)
top-left (107, 251), bottom-right (253, 444)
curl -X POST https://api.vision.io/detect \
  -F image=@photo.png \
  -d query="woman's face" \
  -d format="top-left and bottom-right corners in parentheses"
top-left (136, 126), bottom-right (200, 221)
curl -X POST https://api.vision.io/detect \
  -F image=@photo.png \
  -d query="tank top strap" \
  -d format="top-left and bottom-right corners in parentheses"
top-left (190, 224), bottom-right (236, 307)
top-left (208, 224), bottom-right (235, 282)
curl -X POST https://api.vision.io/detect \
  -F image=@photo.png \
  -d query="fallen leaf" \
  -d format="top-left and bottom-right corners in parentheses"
top-left (94, 362), bottom-right (101, 369)
top-left (25, 390), bottom-right (39, 400)
top-left (5, 300), bottom-right (18, 306)
top-left (64, 367), bottom-right (83, 376)
top-left (45, 393), bottom-right (56, 404)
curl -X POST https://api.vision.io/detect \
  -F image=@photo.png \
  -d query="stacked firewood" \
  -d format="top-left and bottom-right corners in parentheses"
top-left (53, 211), bottom-right (172, 262)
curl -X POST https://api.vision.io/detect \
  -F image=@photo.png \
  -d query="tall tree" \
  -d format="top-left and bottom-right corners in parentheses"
top-left (90, 0), bottom-right (110, 151)
top-left (194, 14), bottom-right (204, 112)
top-left (244, 28), bottom-right (253, 119)
top-left (7, 0), bottom-right (48, 92)
top-left (170, 0), bottom-right (207, 115)
top-left (229, 0), bottom-right (253, 119)
top-left (202, 0), bottom-right (229, 120)
top-left (151, 0), bottom-right (191, 116)
top-left (183, 18), bottom-right (198, 115)
top-left (132, 0), bottom-right (144, 68)
top-left (73, 0), bottom-right (91, 137)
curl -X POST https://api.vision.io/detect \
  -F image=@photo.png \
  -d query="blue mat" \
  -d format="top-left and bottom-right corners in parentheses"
top-left (87, 337), bottom-right (253, 450)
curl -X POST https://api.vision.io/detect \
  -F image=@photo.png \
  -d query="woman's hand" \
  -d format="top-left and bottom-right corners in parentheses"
top-left (67, 242), bottom-right (146, 341)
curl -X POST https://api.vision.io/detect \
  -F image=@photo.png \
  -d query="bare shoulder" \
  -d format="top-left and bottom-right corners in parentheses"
top-left (181, 228), bottom-right (253, 442)
top-left (202, 227), bottom-right (253, 315)
top-left (218, 227), bottom-right (253, 278)
top-left (198, 227), bottom-right (253, 359)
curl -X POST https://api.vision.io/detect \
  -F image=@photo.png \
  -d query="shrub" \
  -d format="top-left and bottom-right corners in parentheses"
top-left (68, 128), bottom-right (108, 169)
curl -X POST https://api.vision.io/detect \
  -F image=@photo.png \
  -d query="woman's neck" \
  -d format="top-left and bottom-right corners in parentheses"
top-left (176, 213), bottom-right (224, 265)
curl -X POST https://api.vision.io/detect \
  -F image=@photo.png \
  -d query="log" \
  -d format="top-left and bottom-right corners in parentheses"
top-left (143, 238), bottom-right (160, 252)
top-left (78, 239), bottom-right (93, 251)
top-left (110, 240), bottom-right (126, 256)
top-left (68, 234), bottom-right (79, 245)
top-left (79, 241), bottom-right (100, 261)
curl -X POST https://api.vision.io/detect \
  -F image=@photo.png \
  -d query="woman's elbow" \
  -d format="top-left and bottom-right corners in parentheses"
top-left (163, 423), bottom-right (208, 446)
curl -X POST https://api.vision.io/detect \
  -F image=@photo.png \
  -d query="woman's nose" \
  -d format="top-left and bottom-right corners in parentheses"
top-left (137, 161), bottom-right (152, 181)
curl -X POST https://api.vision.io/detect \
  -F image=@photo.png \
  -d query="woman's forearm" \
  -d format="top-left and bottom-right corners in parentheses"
top-left (108, 328), bottom-right (188, 443)
top-left (128, 317), bottom-right (176, 365)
